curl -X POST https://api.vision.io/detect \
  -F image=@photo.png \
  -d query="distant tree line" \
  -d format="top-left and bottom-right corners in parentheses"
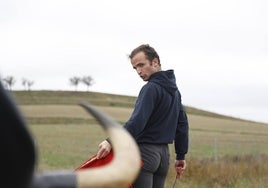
top-left (0, 76), bottom-right (34, 91)
top-left (69, 76), bottom-right (94, 91)
top-left (0, 75), bottom-right (94, 91)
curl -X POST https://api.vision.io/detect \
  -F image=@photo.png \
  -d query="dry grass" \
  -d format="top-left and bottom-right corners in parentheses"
top-left (177, 154), bottom-right (268, 188)
top-left (19, 105), bottom-right (133, 123)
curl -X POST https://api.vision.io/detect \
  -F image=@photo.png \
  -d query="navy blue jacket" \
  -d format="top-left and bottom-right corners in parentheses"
top-left (124, 70), bottom-right (189, 160)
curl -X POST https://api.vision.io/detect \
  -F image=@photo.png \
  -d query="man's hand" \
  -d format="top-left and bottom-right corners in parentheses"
top-left (174, 160), bottom-right (186, 179)
top-left (96, 140), bottom-right (112, 159)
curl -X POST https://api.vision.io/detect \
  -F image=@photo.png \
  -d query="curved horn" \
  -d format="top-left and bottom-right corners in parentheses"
top-left (31, 102), bottom-right (141, 188)
top-left (77, 102), bottom-right (141, 187)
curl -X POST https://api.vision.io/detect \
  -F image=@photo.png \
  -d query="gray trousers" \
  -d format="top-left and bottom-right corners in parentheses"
top-left (132, 144), bottom-right (170, 188)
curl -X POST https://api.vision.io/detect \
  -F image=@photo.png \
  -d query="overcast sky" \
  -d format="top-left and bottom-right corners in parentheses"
top-left (0, 0), bottom-right (267, 124)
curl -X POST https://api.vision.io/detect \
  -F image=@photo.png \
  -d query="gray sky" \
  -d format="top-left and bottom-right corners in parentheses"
top-left (0, 0), bottom-right (268, 123)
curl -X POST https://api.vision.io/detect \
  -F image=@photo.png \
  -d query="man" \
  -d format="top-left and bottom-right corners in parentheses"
top-left (97, 44), bottom-right (189, 188)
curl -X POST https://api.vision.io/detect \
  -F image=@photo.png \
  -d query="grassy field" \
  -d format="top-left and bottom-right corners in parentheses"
top-left (12, 91), bottom-right (268, 187)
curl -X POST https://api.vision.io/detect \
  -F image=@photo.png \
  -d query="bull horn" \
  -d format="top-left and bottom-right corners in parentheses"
top-left (31, 102), bottom-right (140, 188)
top-left (77, 102), bottom-right (141, 187)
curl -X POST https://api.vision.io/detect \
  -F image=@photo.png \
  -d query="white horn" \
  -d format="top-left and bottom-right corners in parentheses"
top-left (31, 103), bottom-right (141, 188)
top-left (77, 102), bottom-right (141, 188)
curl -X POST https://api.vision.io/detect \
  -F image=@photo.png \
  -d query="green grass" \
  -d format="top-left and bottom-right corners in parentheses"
top-left (12, 90), bottom-right (268, 187)
top-left (30, 124), bottom-right (106, 171)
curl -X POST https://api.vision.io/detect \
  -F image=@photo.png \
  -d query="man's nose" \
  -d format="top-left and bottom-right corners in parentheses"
top-left (136, 68), bottom-right (142, 75)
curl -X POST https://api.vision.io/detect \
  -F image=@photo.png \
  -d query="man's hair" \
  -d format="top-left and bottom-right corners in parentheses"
top-left (129, 44), bottom-right (161, 66)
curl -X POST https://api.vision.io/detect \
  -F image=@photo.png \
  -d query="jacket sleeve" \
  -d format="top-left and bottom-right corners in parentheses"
top-left (175, 103), bottom-right (189, 160)
top-left (123, 83), bottom-right (157, 138)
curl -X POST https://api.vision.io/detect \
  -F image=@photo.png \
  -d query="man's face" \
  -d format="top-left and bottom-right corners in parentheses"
top-left (131, 51), bottom-right (159, 81)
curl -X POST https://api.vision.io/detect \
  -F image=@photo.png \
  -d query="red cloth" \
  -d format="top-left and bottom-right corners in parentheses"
top-left (75, 151), bottom-right (114, 170)
top-left (75, 150), bottom-right (132, 188)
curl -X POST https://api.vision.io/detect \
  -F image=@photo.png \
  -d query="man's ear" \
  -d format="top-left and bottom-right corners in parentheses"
top-left (152, 58), bottom-right (159, 67)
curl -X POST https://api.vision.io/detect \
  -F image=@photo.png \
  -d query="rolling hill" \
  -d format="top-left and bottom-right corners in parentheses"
top-left (11, 90), bottom-right (255, 123)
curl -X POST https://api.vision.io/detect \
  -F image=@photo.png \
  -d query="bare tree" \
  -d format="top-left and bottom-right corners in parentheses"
top-left (22, 78), bottom-right (34, 91)
top-left (69, 76), bottom-right (80, 91)
top-left (27, 80), bottom-right (34, 91)
top-left (3, 76), bottom-right (16, 91)
top-left (82, 76), bottom-right (94, 91)
top-left (22, 78), bottom-right (27, 90)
